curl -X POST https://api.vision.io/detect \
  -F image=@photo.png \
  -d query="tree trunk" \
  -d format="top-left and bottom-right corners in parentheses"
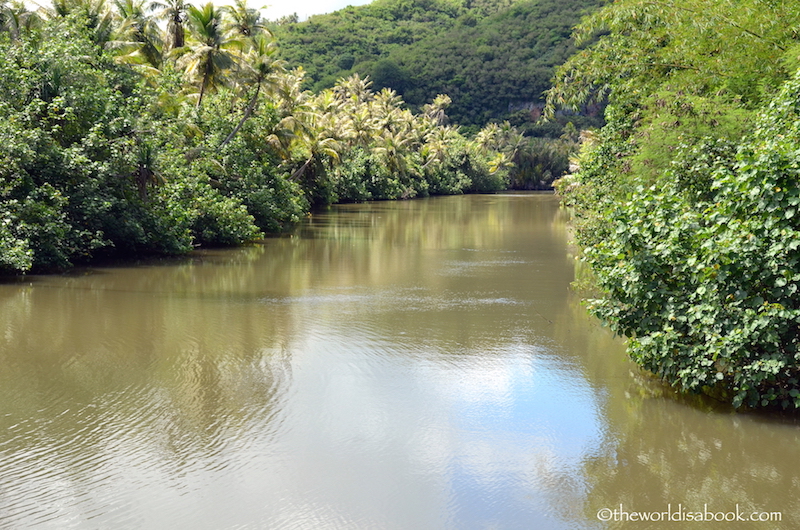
top-left (220, 83), bottom-right (261, 147)
top-left (290, 157), bottom-right (313, 182)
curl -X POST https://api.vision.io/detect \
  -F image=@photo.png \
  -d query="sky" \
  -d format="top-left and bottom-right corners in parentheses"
top-left (25, 0), bottom-right (373, 24)
top-left (262, 0), bottom-right (373, 21)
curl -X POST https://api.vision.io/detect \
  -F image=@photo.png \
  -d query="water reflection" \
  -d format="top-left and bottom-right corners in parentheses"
top-left (1, 194), bottom-right (797, 529)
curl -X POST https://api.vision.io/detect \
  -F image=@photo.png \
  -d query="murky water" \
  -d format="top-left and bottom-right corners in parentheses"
top-left (1, 194), bottom-right (798, 529)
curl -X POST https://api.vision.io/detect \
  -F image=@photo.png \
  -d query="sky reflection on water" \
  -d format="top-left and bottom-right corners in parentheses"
top-left (0, 195), bottom-right (644, 529)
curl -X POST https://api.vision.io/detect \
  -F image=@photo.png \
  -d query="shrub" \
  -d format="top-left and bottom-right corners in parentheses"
top-left (584, 74), bottom-right (800, 409)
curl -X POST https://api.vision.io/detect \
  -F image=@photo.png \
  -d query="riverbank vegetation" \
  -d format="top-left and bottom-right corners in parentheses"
top-left (547, 0), bottom-right (800, 409)
top-left (0, 0), bottom-right (566, 274)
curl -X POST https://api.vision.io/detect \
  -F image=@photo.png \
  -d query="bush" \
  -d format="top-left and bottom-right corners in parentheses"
top-left (583, 74), bottom-right (800, 409)
top-left (161, 177), bottom-right (263, 247)
top-left (332, 148), bottom-right (373, 202)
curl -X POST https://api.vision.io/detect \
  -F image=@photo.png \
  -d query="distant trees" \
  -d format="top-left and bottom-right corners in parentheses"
top-left (271, 0), bottom-right (605, 130)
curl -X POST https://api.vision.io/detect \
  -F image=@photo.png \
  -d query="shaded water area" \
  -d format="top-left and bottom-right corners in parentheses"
top-left (1, 193), bottom-right (799, 529)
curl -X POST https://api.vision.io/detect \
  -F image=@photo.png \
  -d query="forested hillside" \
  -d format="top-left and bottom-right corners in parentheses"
top-left (547, 0), bottom-right (800, 410)
top-left (272, 0), bottom-right (604, 130)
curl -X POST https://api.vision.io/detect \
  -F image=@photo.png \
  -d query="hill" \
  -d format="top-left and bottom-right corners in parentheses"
top-left (271, 0), bottom-right (605, 131)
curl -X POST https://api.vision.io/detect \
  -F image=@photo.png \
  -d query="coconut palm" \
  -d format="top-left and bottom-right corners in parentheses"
top-left (476, 121), bottom-right (527, 173)
top-left (333, 73), bottom-right (373, 107)
top-left (177, 2), bottom-right (238, 108)
top-left (370, 87), bottom-right (403, 121)
top-left (264, 68), bottom-right (312, 160)
top-left (289, 124), bottom-right (343, 206)
top-left (331, 75), bottom-right (378, 148)
top-left (133, 139), bottom-right (164, 201)
top-left (148, 0), bottom-right (186, 51)
top-left (108, 0), bottom-right (163, 69)
top-left (421, 124), bottom-right (459, 169)
top-left (220, 33), bottom-right (285, 146)
top-left (372, 128), bottom-right (412, 177)
top-left (271, 67), bottom-right (313, 120)
top-left (421, 94), bottom-right (451, 126)
top-left (47, 0), bottom-right (114, 45)
top-left (265, 78), bottom-right (347, 198)
top-left (475, 122), bottom-right (502, 152)
top-left (344, 106), bottom-right (378, 147)
top-left (222, 0), bottom-right (269, 38)
top-left (289, 128), bottom-right (342, 184)
top-left (1, 1), bottom-right (41, 42)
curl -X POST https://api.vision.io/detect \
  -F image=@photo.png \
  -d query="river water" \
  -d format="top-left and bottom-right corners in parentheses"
top-left (0, 193), bottom-right (798, 529)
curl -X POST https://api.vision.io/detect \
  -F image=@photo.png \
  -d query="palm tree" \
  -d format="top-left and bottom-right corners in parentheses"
top-left (220, 33), bottom-right (285, 146)
top-left (264, 68), bottom-right (311, 160)
top-left (1, 1), bottom-right (41, 42)
top-left (222, 0), bottom-right (269, 38)
top-left (372, 128), bottom-right (412, 177)
top-left (177, 2), bottom-right (238, 109)
top-left (221, 0), bottom-right (271, 97)
top-left (333, 73), bottom-right (373, 107)
top-left (421, 124), bottom-right (459, 169)
top-left (289, 129), bottom-right (342, 185)
top-left (264, 73), bottom-right (346, 197)
top-left (421, 94), bottom-right (451, 126)
top-left (46, 0), bottom-right (115, 45)
top-left (344, 106), bottom-right (378, 147)
top-left (133, 139), bottom-right (164, 201)
top-left (108, 0), bottom-right (163, 69)
top-left (332, 74), bottom-right (378, 148)
top-left (272, 67), bottom-right (311, 119)
top-left (147, 0), bottom-right (186, 51)
top-left (288, 115), bottom-right (344, 205)
top-left (476, 121), bottom-right (526, 173)
top-left (370, 87), bottom-right (403, 122)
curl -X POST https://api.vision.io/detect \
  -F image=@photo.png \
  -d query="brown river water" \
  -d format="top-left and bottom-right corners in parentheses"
top-left (0, 193), bottom-right (799, 529)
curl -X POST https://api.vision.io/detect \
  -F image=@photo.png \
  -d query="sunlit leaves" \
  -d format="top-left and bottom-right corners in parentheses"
top-left (546, 0), bottom-right (800, 118)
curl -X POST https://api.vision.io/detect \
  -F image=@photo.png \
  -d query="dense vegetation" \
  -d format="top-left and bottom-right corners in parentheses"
top-left (548, 0), bottom-right (800, 409)
top-left (272, 0), bottom-right (604, 131)
top-left (0, 0), bottom-right (535, 274)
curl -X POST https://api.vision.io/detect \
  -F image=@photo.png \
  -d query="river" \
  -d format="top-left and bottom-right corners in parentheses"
top-left (0, 193), bottom-right (798, 529)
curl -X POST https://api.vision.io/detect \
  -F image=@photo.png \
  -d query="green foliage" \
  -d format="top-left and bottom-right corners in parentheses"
top-left (273, 0), bottom-right (466, 95)
top-left (0, 19), bottom-right (176, 271)
top-left (629, 91), bottom-right (752, 182)
top-left (160, 176), bottom-right (262, 246)
top-left (395, 0), bottom-right (605, 127)
top-left (220, 163), bottom-right (307, 233)
top-left (505, 137), bottom-right (573, 189)
top-left (546, 0), bottom-right (800, 119)
top-left (273, 0), bottom-right (604, 129)
top-left (0, 13), bottom-right (261, 272)
top-left (584, 106), bottom-right (800, 409)
top-left (0, 4), bottom-right (524, 274)
top-left (332, 147), bottom-right (373, 202)
top-left (550, 0), bottom-right (800, 409)
top-left (370, 58), bottom-right (411, 93)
